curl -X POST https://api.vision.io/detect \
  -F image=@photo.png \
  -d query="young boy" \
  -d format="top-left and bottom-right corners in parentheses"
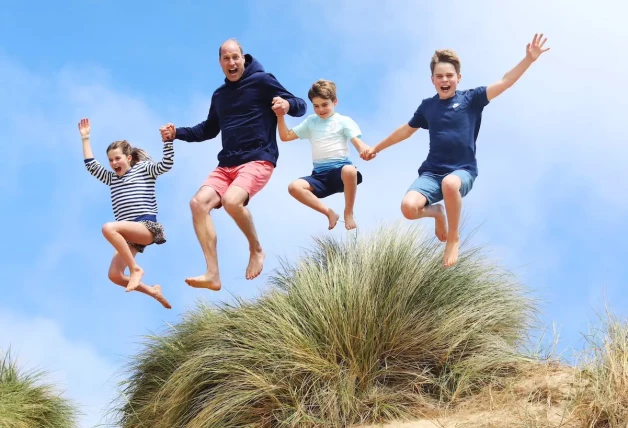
top-left (276, 79), bottom-right (372, 230)
top-left (361, 33), bottom-right (550, 268)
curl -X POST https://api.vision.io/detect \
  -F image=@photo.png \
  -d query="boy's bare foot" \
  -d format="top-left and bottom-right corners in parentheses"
top-left (150, 285), bottom-right (172, 309)
top-left (433, 205), bottom-right (448, 242)
top-left (126, 266), bottom-right (144, 292)
top-left (327, 209), bottom-right (340, 230)
top-left (246, 248), bottom-right (265, 280)
top-left (344, 211), bottom-right (357, 230)
top-left (185, 271), bottom-right (222, 291)
top-left (443, 237), bottom-right (460, 268)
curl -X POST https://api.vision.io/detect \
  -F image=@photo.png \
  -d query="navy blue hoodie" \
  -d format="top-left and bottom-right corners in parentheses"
top-left (174, 54), bottom-right (307, 167)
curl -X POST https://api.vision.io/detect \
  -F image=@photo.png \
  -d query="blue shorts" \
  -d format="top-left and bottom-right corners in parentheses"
top-left (301, 165), bottom-right (363, 199)
top-left (407, 170), bottom-right (475, 206)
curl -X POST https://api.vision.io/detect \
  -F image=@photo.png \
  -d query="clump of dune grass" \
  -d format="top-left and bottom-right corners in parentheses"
top-left (0, 349), bottom-right (79, 428)
top-left (114, 223), bottom-right (538, 427)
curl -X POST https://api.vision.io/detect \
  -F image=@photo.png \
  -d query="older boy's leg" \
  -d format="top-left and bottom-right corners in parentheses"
top-left (108, 249), bottom-right (172, 309)
top-left (341, 165), bottom-right (359, 230)
top-left (222, 161), bottom-right (274, 280)
top-left (402, 175), bottom-right (448, 242)
top-left (441, 170), bottom-right (474, 268)
top-left (288, 178), bottom-right (339, 230)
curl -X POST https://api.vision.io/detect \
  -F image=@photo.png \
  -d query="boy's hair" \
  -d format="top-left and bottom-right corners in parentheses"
top-left (308, 79), bottom-right (337, 102)
top-left (430, 49), bottom-right (461, 75)
top-left (106, 140), bottom-right (152, 167)
top-left (219, 38), bottom-right (244, 58)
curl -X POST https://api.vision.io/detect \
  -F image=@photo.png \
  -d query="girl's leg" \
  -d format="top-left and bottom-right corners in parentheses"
top-left (288, 179), bottom-right (339, 229)
top-left (108, 248), bottom-right (171, 309)
top-left (340, 166), bottom-right (358, 230)
top-left (441, 174), bottom-right (463, 267)
top-left (102, 221), bottom-right (154, 292)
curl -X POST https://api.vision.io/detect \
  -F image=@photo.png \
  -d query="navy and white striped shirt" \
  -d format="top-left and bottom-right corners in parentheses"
top-left (84, 142), bottom-right (174, 222)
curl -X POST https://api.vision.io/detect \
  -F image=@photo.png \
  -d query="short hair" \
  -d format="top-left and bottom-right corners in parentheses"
top-left (308, 79), bottom-right (337, 102)
top-left (218, 38), bottom-right (243, 58)
top-left (430, 49), bottom-right (461, 75)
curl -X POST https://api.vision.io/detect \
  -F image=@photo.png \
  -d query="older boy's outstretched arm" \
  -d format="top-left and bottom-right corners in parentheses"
top-left (361, 123), bottom-right (418, 160)
top-left (486, 33), bottom-right (550, 101)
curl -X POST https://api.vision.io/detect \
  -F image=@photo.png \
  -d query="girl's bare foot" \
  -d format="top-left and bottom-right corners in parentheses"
top-left (344, 211), bottom-right (357, 230)
top-left (246, 249), bottom-right (265, 280)
top-left (433, 205), bottom-right (448, 242)
top-left (150, 285), bottom-right (172, 309)
top-left (126, 266), bottom-right (144, 292)
top-left (327, 209), bottom-right (340, 230)
top-left (443, 237), bottom-right (460, 268)
top-left (185, 271), bottom-right (222, 291)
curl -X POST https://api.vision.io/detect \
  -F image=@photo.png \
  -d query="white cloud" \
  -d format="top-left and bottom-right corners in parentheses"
top-left (0, 309), bottom-right (119, 428)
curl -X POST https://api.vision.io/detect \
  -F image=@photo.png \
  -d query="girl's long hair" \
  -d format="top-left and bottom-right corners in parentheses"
top-left (106, 140), bottom-right (152, 166)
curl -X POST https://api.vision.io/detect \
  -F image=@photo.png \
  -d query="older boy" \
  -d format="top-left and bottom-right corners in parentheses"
top-left (362, 33), bottom-right (550, 267)
top-left (276, 79), bottom-right (371, 230)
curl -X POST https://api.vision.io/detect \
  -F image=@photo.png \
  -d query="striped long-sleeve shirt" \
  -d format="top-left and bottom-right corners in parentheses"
top-left (84, 142), bottom-right (174, 222)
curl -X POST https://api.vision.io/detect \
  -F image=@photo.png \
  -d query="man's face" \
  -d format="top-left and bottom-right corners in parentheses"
top-left (220, 42), bottom-right (246, 82)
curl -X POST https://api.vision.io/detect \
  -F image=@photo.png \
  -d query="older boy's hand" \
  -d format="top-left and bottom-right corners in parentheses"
top-left (272, 97), bottom-right (290, 116)
top-left (526, 33), bottom-right (550, 61)
top-left (360, 147), bottom-right (377, 161)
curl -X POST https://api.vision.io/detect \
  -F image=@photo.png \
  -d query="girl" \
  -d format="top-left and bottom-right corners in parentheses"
top-left (79, 117), bottom-right (173, 309)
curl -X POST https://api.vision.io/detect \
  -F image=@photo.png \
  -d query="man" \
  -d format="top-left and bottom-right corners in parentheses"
top-left (160, 38), bottom-right (307, 290)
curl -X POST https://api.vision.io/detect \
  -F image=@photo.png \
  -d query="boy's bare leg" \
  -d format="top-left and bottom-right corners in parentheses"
top-left (400, 191), bottom-right (448, 242)
top-left (101, 221), bottom-right (154, 292)
top-left (288, 179), bottom-right (339, 229)
top-left (222, 186), bottom-right (266, 280)
top-left (186, 186), bottom-right (222, 290)
top-left (441, 175), bottom-right (463, 268)
top-left (341, 166), bottom-right (358, 230)
top-left (108, 250), bottom-right (171, 309)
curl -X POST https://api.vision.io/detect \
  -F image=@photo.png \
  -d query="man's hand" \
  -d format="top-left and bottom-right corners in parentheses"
top-left (526, 33), bottom-right (550, 62)
top-left (271, 97), bottom-right (290, 116)
top-left (160, 123), bottom-right (176, 142)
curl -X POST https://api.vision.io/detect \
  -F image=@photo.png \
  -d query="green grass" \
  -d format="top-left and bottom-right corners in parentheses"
top-left (114, 223), bottom-right (538, 427)
top-left (0, 349), bottom-right (79, 428)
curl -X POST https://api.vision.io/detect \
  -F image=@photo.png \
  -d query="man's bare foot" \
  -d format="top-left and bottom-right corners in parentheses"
top-left (327, 209), bottom-right (340, 230)
top-left (126, 266), bottom-right (144, 292)
top-left (246, 249), bottom-right (265, 280)
top-left (185, 272), bottom-right (222, 291)
top-left (150, 285), bottom-right (172, 309)
top-left (434, 205), bottom-right (448, 242)
top-left (344, 211), bottom-right (357, 230)
top-left (443, 237), bottom-right (460, 268)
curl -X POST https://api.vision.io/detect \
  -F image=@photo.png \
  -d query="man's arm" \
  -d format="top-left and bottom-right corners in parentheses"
top-left (161, 98), bottom-right (221, 143)
top-left (264, 73), bottom-right (307, 117)
top-left (486, 33), bottom-right (550, 101)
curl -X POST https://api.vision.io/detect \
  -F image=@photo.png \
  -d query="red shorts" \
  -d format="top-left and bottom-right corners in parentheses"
top-left (202, 160), bottom-right (274, 206)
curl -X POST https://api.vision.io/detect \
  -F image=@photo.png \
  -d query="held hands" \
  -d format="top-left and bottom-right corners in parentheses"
top-left (159, 123), bottom-right (176, 143)
top-left (360, 146), bottom-right (377, 161)
top-left (526, 33), bottom-right (550, 62)
top-left (78, 118), bottom-right (90, 139)
top-left (271, 97), bottom-right (290, 116)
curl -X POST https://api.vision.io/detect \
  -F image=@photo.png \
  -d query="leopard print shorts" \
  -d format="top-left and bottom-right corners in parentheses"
top-left (127, 220), bottom-right (166, 253)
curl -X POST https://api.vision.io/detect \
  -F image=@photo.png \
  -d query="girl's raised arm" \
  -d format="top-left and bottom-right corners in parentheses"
top-left (79, 118), bottom-right (113, 186)
top-left (145, 141), bottom-right (175, 178)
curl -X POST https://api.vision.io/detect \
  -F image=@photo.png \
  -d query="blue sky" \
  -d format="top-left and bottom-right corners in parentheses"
top-left (1, 0), bottom-right (626, 426)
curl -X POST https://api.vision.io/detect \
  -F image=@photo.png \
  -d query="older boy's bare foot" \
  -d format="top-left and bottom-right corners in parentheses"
top-left (126, 267), bottom-right (144, 292)
top-left (443, 238), bottom-right (460, 268)
top-left (246, 249), bottom-right (265, 280)
top-left (434, 205), bottom-right (448, 242)
top-left (344, 211), bottom-right (357, 230)
top-left (185, 272), bottom-right (222, 291)
top-left (327, 209), bottom-right (340, 230)
top-left (150, 285), bottom-right (172, 309)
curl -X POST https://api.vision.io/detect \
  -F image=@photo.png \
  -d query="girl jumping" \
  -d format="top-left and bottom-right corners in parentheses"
top-left (79, 118), bottom-right (173, 309)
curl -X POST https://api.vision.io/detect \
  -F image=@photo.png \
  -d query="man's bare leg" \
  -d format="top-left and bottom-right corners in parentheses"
top-left (186, 186), bottom-right (223, 290)
top-left (341, 166), bottom-right (358, 230)
top-left (400, 191), bottom-right (448, 242)
top-left (288, 179), bottom-right (339, 229)
top-left (222, 185), bottom-right (265, 280)
top-left (441, 175), bottom-right (463, 268)
top-left (108, 250), bottom-right (171, 309)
